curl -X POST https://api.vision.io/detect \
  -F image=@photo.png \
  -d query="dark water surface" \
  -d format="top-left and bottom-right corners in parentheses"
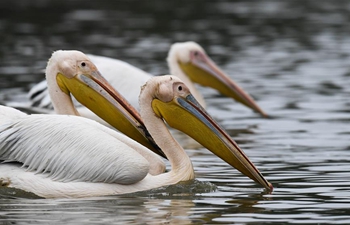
top-left (1, 0), bottom-right (350, 224)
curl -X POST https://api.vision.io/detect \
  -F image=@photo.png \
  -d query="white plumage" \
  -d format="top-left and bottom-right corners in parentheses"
top-left (0, 107), bottom-right (149, 185)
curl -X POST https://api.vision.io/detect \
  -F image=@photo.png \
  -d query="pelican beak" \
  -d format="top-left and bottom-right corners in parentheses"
top-left (152, 93), bottom-right (273, 191)
top-left (179, 51), bottom-right (268, 117)
top-left (55, 67), bottom-right (166, 158)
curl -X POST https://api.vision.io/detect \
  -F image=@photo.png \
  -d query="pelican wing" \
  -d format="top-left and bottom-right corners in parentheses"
top-left (0, 105), bottom-right (27, 123)
top-left (0, 112), bottom-right (149, 185)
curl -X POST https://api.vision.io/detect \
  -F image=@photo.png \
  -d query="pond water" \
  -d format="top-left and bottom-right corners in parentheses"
top-left (0, 0), bottom-right (350, 224)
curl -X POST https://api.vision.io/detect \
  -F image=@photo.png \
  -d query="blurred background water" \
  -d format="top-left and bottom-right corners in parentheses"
top-left (1, 0), bottom-right (350, 224)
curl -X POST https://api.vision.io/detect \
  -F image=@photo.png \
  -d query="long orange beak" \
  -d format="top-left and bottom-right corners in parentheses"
top-left (179, 51), bottom-right (268, 117)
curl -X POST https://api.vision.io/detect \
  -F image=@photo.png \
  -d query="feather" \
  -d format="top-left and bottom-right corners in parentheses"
top-left (0, 113), bottom-right (150, 185)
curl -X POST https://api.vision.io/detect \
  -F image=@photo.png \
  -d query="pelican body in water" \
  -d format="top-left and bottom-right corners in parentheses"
top-left (28, 42), bottom-right (267, 119)
top-left (0, 74), bottom-right (272, 198)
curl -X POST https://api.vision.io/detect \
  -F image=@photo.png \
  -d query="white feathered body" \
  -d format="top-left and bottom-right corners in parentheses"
top-left (0, 105), bottom-right (171, 198)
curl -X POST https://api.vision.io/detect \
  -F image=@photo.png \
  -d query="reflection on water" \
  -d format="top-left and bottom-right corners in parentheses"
top-left (1, 0), bottom-right (350, 224)
top-left (0, 197), bottom-right (194, 224)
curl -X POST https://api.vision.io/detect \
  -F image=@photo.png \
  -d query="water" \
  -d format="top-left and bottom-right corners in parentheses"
top-left (1, 0), bottom-right (350, 224)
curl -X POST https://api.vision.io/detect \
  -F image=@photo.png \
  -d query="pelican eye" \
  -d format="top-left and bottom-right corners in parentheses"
top-left (178, 85), bottom-right (183, 91)
top-left (193, 51), bottom-right (199, 56)
top-left (81, 62), bottom-right (86, 67)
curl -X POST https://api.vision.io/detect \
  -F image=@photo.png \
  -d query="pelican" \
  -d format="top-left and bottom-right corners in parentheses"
top-left (0, 75), bottom-right (272, 198)
top-left (37, 50), bottom-right (167, 174)
top-left (27, 42), bottom-right (267, 119)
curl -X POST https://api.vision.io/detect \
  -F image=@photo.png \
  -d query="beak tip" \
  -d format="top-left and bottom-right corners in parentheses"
top-left (257, 109), bottom-right (268, 118)
top-left (267, 182), bottom-right (274, 192)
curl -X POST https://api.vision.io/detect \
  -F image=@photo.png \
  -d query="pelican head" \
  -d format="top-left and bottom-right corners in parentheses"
top-left (167, 42), bottom-right (268, 117)
top-left (45, 50), bottom-right (164, 157)
top-left (142, 75), bottom-right (273, 191)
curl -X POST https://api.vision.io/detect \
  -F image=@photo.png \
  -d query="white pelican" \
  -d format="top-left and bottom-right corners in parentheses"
top-left (27, 42), bottom-right (267, 119)
top-left (0, 75), bottom-right (272, 198)
top-left (43, 50), bottom-right (166, 174)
